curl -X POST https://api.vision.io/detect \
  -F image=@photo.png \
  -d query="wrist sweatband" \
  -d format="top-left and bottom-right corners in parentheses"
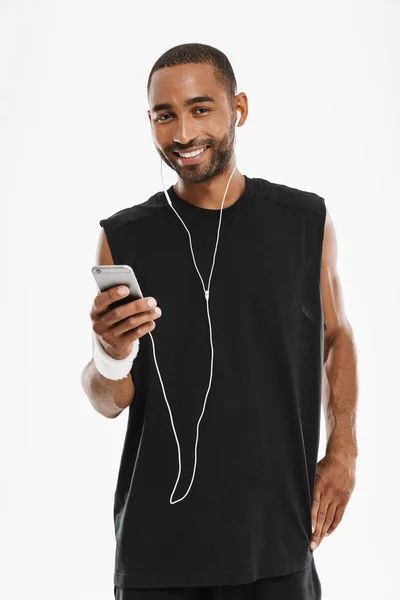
top-left (92, 330), bottom-right (140, 380)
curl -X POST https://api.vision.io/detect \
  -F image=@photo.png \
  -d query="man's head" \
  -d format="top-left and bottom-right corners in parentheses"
top-left (147, 43), bottom-right (248, 184)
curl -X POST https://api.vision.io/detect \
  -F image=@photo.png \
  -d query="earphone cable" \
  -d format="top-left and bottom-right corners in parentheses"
top-left (146, 157), bottom-right (237, 504)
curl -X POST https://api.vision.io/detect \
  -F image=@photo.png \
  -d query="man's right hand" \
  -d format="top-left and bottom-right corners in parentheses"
top-left (90, 286), bottom-right (162, 360)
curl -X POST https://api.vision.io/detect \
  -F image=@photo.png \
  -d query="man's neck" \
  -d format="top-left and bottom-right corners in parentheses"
top-left (173, 169), bottom-right (245, 210)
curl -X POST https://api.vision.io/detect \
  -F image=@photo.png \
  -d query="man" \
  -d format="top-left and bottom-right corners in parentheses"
top-left (82, 43), bottom-right (358, 600)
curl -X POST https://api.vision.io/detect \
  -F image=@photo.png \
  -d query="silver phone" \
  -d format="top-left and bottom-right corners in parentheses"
top-left (91, 264), bottom-right (144, 309)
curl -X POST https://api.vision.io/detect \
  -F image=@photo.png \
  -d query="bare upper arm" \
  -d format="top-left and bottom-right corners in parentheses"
top-left (320, 209), bottom-right (351, 344)
top-left (95, 227), bottom-right (114, 266)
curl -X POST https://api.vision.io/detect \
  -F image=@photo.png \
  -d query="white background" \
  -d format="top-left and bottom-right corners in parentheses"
top-left (1, 1), bottom-right (399, 599)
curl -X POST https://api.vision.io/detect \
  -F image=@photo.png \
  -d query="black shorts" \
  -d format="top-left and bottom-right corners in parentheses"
top-left (114, 556), bottom-right (322, 600)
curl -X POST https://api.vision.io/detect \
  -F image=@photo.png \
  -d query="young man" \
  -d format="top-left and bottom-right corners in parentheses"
top-left (82, 43), bottom-right (358, 600)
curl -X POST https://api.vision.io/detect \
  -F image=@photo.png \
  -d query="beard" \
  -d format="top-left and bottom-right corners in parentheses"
top-left (156, 115), bottom-right (237, 184)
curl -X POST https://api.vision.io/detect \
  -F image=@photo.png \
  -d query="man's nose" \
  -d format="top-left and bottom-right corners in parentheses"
top-left (172, 115), bottom-right (198, 147)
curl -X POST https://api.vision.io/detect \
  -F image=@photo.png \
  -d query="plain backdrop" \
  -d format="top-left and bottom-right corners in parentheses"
top-left (1, 1), bottom-right (399, 599)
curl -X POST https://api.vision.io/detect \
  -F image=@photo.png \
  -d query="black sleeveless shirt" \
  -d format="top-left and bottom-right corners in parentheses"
top-left (99, 175), bottom-right (327, 588)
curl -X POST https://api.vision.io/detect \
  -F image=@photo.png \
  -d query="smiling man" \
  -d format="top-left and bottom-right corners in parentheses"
top-left (84, 43), bottom-right (358, 600)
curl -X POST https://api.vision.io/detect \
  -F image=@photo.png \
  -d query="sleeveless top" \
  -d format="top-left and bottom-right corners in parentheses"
top-left (99, 175), bottom-right (327, 588)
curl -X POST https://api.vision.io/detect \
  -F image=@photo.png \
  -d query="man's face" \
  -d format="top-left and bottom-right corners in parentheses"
top-left (147, 63), bottom-right (237, 184)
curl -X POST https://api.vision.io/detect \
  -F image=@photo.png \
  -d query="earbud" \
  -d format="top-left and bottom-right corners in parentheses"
top-left (236, 110), bottom-right (241, 127)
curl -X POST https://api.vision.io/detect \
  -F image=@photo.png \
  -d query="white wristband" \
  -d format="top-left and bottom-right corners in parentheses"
top-left (92, 330), bottom-right (140, 380)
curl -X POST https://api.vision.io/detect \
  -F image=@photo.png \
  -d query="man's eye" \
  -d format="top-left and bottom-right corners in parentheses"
top-left (157, 113), bottom-right (172, 122)
top-left (156, 108), bottom-right (209, 122)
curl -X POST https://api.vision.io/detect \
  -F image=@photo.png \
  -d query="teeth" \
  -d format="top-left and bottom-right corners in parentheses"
top-left (178, 146), bottom-right (207, 158)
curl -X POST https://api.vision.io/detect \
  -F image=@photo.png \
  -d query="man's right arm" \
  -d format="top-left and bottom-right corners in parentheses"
top-left (81, 228), bottom-right (135, 419)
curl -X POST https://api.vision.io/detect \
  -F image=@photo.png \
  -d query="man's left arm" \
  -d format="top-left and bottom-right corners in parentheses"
top-left (310, 207), bottom-right (359, 551)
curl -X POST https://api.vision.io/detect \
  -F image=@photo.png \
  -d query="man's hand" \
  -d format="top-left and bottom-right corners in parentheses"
top-left (310, 454), bottom-right (356, 550)
top-left (91, 287), bottom-right (162, 359)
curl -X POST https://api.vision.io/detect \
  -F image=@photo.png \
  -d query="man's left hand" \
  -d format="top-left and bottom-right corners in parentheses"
top-left (310, 453), bottom-right (356, 550)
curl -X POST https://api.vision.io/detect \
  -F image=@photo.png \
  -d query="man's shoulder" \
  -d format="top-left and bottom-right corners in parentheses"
top-left (254, 176), bottom-right (325, 216)
top-left (99, 192), bottom-right (166, 234)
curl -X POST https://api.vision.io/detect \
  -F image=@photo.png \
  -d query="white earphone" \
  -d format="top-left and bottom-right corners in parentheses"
top-left (145, 145), bottom-right (238, 504)
top-left (236, 109), bottom-right (241, 126)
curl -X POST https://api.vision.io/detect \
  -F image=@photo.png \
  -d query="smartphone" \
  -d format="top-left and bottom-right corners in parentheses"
top-left (91, 264), bottom-right (144, 309)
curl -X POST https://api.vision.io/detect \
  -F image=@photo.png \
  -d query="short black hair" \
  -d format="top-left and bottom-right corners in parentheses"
top-left (147, 43), bottom-right (237, 109)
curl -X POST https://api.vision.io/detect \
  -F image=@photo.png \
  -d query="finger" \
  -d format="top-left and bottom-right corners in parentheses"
top-left (92, 292), bottom-right (157, 326)
top-left (91, 285), bottom-right (130, 317)
top-left (326, 502), bottom-right (345, 536)
top-left (92, 283), bottom-right (157, 317)
top-left (318, 502), bottom-right (336, 543)
top-left (104, 296), bottom-right (160, 327)
top-left (311, 488), bottom-right (321, 535)
top-left (123, 318), bottom-right (157, 341)
top-left (311, 499), bottom-right (330, 549)
top-left (113, 306), bottom-right (162, 337)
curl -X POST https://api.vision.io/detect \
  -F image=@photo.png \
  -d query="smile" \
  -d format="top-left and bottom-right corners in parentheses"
top-left (175, 146), bottom-right (208, 158)
top-left (173, 146), bottom-right (209, 164)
